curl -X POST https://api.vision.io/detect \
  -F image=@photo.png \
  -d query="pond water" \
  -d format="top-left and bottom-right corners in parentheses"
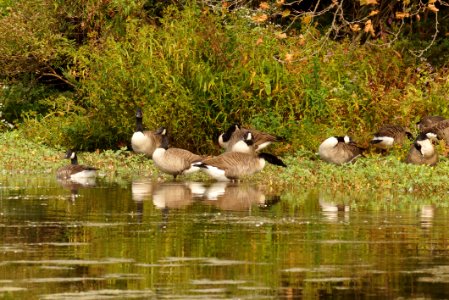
top-left (1, 175), bottom-right (449, 299)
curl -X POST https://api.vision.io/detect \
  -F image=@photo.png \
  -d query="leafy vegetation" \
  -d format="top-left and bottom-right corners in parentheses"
top-left (0, 1), bottom-right (448, 154)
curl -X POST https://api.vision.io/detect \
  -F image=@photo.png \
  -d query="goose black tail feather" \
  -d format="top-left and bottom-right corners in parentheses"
top-left (258, 153), bottom-right (287, 167)
top-left (193, 162), bottom-right (208, 169)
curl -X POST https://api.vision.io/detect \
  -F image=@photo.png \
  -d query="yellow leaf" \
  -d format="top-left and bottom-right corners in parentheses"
top-left (369, 10), bottom-right (379, 16)
top-left (402, 0), bottom-right (410, 5)
top-left (276, 32), bottom-right (287, 39)
top-left (364, 19), bottom-right (375, 37)
top-left (285, 53), bottom-right (294, 63)
top-left (350, 24), bottom-right (361, 32)
top-left (276, 0), bottom-right (285, 6)
top-left (302, 14), bottom-right (313, 25)
top-left (282, 9), bottom-right (290, 18)
top-left (428, 4), bottom-right (439, 12)
top-left (395, 12), bottom-right (410, 19)
top-left (253, 14), bottom-right (268, 23)
top-left (298, 34), bottom-right (305, 45)
top-left (259, 2), bottom-right (270, 10)
top-left (429, 0), bottom-right (436, 4)
top-left (360, 0), bottom-right (378, 5)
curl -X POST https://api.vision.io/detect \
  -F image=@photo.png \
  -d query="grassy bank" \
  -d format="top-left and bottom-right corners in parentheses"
top-left (2, 130), bottom-right (449, 199)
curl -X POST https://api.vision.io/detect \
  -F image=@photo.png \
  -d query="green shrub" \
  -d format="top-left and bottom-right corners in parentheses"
top-left (2, 2), bottom-right (449, 154)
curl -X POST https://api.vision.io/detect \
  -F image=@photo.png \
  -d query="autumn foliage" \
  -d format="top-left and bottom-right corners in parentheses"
top-left (0, 0), bottom-right (448, 153)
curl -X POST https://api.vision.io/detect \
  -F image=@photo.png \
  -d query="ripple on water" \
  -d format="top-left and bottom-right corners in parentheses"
top-left (0, 258), bottom-right (135, 266)
top-left (190, 279), bottom-right (247, 285)
top-left (0, 287), bottom-right (27, 292)
top-left (40, 289), bottom-right (154, 300)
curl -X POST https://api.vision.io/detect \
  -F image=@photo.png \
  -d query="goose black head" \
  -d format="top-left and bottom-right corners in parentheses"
top-left (136, 108), bottom-right (143, 119)
top-left (64, 149), bottom-right (78, 165)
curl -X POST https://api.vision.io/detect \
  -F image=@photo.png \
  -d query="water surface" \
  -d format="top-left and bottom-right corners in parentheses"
top-left (0, 175), bottom-right (449, 299)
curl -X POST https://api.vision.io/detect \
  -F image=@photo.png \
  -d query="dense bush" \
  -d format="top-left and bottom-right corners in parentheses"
top-left (0, 1), bottom-right (448, 154)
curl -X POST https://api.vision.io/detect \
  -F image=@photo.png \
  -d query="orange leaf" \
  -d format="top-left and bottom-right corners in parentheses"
top-left (428, 4), bottom-right (439, 12)
top-left (350, 24), bottom-right (361, 32)
top-left (395, 12), bottom-right (410, 19)
top-left (253, 14), bottom-right (268, 23)
top-left (369, 10), bottom-right (379, 16)
top-left (360, 0), bottom-right (378, 5)
top-left (285, 53), bottom-right (294, 63)
top-left (259, 2), bottom-right (270, 10)
top-left (276, 0), bottom-right (285, 6)
top-left (276, 32), bottom-right (287, 39)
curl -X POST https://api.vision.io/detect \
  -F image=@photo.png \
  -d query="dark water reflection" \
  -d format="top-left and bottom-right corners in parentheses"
top-left (0, 175), bottom-right (449, 299)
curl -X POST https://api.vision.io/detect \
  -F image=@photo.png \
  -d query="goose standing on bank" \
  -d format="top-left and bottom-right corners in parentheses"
top-left (195, 132), bottom-right (286, 181)
top-left (152, 128), bottom-right (204, 180)
top-left (406, 132), bottom-right (438, 166)
top-left (370, 125), bottom-right (413, 151)
top-left (131, 108), bottom-right (163, 158)
top-left (56, 150), bottom-right (98, 183)
top-left (318, 136), bottom-right (365, 165)
top-left (218, 123), bottom-right (283, 153)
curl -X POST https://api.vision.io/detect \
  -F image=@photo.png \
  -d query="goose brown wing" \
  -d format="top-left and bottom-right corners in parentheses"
top-left (56, 165), bottom-right (97, 179)
top-left (345, 142), bottom-right (365, 156)
top-left (251, 129), bottom-right (278, 143)
top-left (375, 125), bottom-right (404, 137)
top-left (424, 119), bottom-right (449, 134)
top-left (202, 152), bottom-right (251, 170)
top-left (167, 148), bottom-right (203, 165)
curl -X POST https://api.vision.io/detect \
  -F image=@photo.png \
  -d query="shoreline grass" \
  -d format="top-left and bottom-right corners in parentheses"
top-left (2, 130), bottom-right (449, 198)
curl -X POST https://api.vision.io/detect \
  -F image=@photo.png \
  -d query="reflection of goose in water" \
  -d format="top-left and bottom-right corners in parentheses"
top-left (152, 182), bottom-right (197, 209)
top-left (131, 179), bottom-right (155, 202)
top-left (420, 205), bottom-right (435, 229)
top-left (319, 196), bottom-right (350, 222)
top-left (202, 182), bottom-right (279, 211)
top-left (57, 177), bottom-right (96, 202)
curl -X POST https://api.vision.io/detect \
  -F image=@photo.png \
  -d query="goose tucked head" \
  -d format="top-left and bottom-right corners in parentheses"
top-left (154, 127), bottom-right (169, 149)
top-left (425, 132), bottom-right (438, 142)
top-left (415, 133), bottom-right (434, 157)
top-left (221, 123), bottom-right (241, 143)
top-left (243, 131), bottom-right (254, 146)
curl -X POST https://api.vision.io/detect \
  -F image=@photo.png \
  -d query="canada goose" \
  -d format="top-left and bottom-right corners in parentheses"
top-left (405, 132), bottom-right (438, 166)
top-left (218, 123), bottom-right (283, 153)
top-left (417, 115), bottom-right (445, 132)
top-left (56, 150), bottom-right (98, 183)
top-left (131, 108), bottom-right (163, 158)
top-left (194, 151), bottom-right (287, 182)
top-left (152, 128), bottom-right (204, 179)
top-left (370, 125), bottom-right (413, 150)
top-left (421, 119), bottom-right (449, 144)
top-left (318, 136), bottom-right (365, 165)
